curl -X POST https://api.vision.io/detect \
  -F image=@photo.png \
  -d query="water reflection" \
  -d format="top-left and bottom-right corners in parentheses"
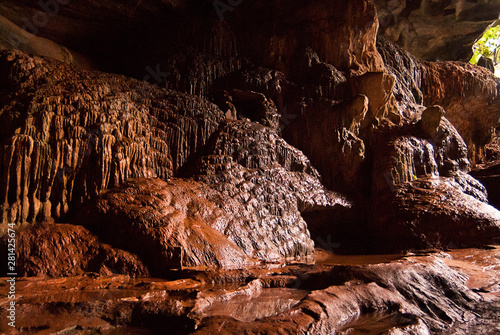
top-left (316, 250), bottom-right (402, 265)
top-left (201, 287), bottom-right (308, 322)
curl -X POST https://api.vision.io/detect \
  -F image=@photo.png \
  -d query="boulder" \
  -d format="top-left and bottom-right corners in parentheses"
top-left (371, 177), bottom-right (500, 253)
top-left (191, 120), bottom-right (351, 259)
top-left (0, 223), bottom-right (149, 277)
top-left (76, 178), bottom-right (259, 276)
top-left (75, 119), bottom-right (352, 275)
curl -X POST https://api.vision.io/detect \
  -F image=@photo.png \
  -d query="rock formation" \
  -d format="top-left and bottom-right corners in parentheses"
top-left (2, 248), bottom-right (499, 334)
top-left (0, 223), bottom-right (149, 277)
top-left (0, 0), bottom-right (499, 333)
top-left (0, 50), bottom-right (225, 223)
top-left (373, 0), bottom-right (500, 62)
top-left (372, 177), bottom-right (500, 252)
top-left (377, 36), bottom-right (500, 155)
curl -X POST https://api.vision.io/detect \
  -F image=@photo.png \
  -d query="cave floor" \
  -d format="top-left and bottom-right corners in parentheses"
top-left (1, 247), bottom-right (499, 335)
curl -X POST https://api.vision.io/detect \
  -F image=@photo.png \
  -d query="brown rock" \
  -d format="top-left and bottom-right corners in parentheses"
top-left (421, 61), bottom-right (500, 151)
top-left (0, 223), bottom-right (149, 277)
top-left (76, 178), bottom-right (259, 276)
top-left (371, 112), bottom-right (472, 194)
top-left (349, 71), bottom-right (401, 125)
top-left (471, 159), bottom-right (500, 209)
top-left (0, 2), bottom-right (499, 334)
top-left (283, 97), bottom-right (368, 193)
top-left (193, 257), bottom-right (482, 334)
top-left (371, 177), bottom-right (500, 253)
top-left (478, 55), bottom-right (495, 73)
top-left (0, 50), bottom-right (225, 224)
top-left (74, 119), bottom-right (352, 274)
top-left (192, 120), bottom-right (351, 260)
top-left (377, 37), bottom-right (500, 159)
top-left (373, 0), bottom-right (500, 62)
top-left (221, 89), bottom-right (280, 129)
top-left (376, 36), bottom-right (424, 118)
top-left (2, 247), bottom-right (499, 334)
top-left (0, 15), bottom-right (89, 68)
top-left (372, 134), bottom-right (438, 194)
top-left (420, 105), bottom-right (445, 139)
top-left (224, 0), bottom-right (385, 77)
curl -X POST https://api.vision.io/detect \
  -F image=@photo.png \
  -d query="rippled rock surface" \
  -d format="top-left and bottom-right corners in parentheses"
top-left (1, 248), bottom-right (499, 334)
top-left (0, 223), bottom-right (149, 277)
top-left (372, 177), bottom-right (500, 252)
top-left (1, 0), bottom-right (500, 333)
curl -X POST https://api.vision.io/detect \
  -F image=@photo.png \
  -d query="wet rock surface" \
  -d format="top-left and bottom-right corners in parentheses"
top-left (76, 178), bottom-right (260, 274)
top-left (372, 177), bottom-right (500, 253)
top-left (0, 223), bottom-right (149, 278)
top-left (1, 0), bottom-right (500, 333)
top-left (1, 247), bottom-right (499, 334)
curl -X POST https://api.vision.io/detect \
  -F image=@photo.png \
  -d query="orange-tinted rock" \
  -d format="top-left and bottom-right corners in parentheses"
top-left (0, 50), bottom-right (225, 224)
top-left (0, 15), bottom-right (90, 68)
top-left (3, 249), bottom-right (499, 334)
top-left (0, 1), bottom-right (499, 334)
top-left (75, 118), bottom-right (352, 273)
top-left (377, 36), bottom-right (500, 157)
top-left (76, 169), bottom-right (346, 275)
top-left (0, 223), bottom-right (149, 277)
top-left (193, 257), bottom-right (483, 334)
top-left (371, 177), bottom-right (500, 253)
top-left (376, 36), bottom-right (424, 119)
top-left (421, 61), bottom-right (500, 150)
top-left (76, 178), bottom-right (259, 275)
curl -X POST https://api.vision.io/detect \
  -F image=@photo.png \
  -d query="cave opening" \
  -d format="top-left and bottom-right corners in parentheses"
top-left (470, 22), bottom-right (500, 76)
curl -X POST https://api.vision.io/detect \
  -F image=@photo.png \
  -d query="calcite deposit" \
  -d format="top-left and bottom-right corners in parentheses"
top-left (0, 0), bottom-right (499, 334)
top-left (0, 223), bottom-right (149, 277)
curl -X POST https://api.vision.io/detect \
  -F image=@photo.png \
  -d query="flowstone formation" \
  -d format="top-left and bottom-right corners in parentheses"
top-left (0, 0), bottom-right (500, 334)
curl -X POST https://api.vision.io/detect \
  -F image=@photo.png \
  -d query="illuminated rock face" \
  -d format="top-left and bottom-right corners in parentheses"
top-left (1, 0), bottom-right (499, 264)
top-left (377, 36), bottom-right (500, 152)
top-left (0, 50), bottom-right (225, 223)
top-left (1, 1), bottom-right (500, 334)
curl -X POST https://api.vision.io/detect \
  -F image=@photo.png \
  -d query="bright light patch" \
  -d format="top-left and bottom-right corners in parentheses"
top-left (470, 24), bottom-right (500, 77)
